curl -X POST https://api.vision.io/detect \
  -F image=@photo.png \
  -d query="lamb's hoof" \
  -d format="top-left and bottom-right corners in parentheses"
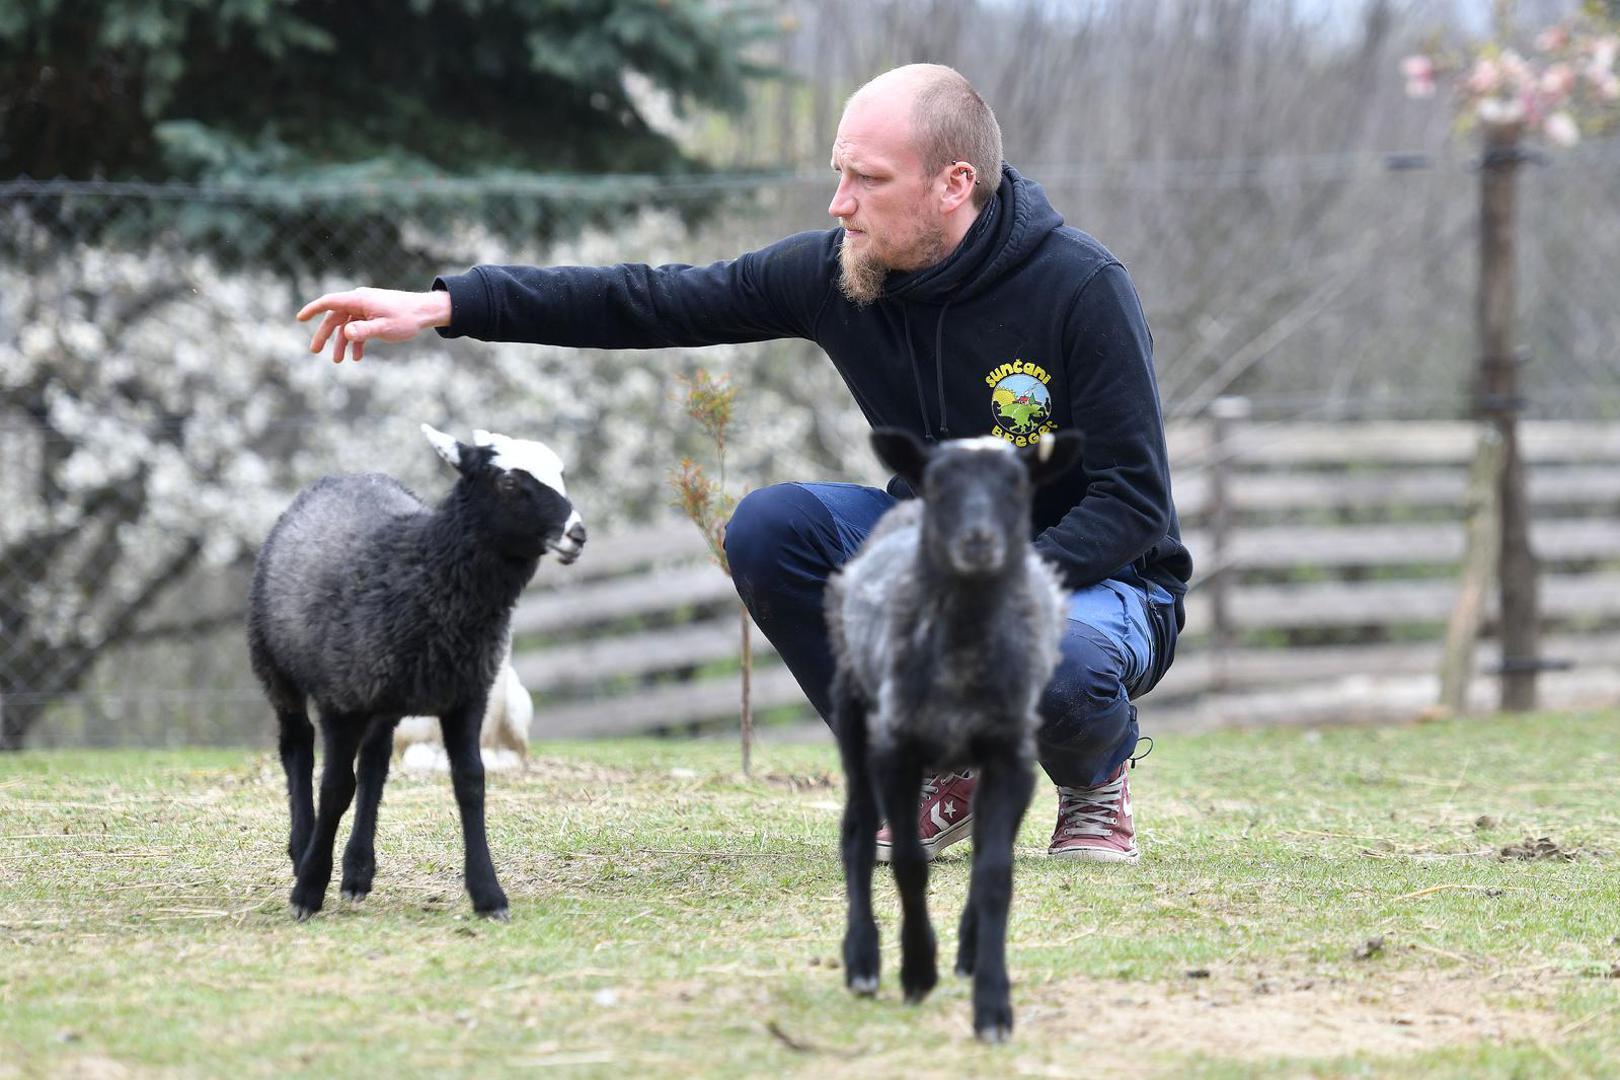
top-left (289, 903), bottom-right (319, 922)
top-left (901, 964), bottom-right (937, 1004)
top-left (847, 974), bottom-right (879, 997)
top-left (479, 906), bottom-right (511, 923)
top-left (974, 1003), bottom-right (1014, 1044)
top-left (954, 961), bottom-right (974, 979)
top-left (340, 888), bottom-right (369, 903)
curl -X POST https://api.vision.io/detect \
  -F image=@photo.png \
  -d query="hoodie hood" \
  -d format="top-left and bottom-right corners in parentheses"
top-left (882, 164), bottom-right (1065, 306)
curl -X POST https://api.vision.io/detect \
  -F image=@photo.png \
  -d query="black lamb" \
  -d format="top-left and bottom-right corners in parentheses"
top-left (825, 427), bottom-right (1082, 1042)
top-left (247, 424), bottom-right (586, 921)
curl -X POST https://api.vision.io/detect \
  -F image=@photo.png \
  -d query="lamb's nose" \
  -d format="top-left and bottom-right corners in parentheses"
top-left (961, 526), bottom-right (994, 551)
top-left (567, 521), bottom-right (587, 546)
top-left (956, 526), bottom-right (1001, 570)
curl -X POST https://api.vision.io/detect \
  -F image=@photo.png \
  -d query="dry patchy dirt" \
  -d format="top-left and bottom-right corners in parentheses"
top-left (741, 965), bottom-right (1565, 1077)
top-left (754, 966), bottom-right (1565, 1077)
top-left (1014, 966), bottom-right (1560, 1072)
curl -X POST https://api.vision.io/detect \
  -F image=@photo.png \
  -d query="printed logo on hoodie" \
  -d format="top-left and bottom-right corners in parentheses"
top-left (985, 360), bottom-right (1056, 445)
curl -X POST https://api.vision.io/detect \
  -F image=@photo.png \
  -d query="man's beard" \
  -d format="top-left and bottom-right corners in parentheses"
top-left (837, 221), bottom-right (952, 307)
top-left (837, 239), bottom-right (888, 306)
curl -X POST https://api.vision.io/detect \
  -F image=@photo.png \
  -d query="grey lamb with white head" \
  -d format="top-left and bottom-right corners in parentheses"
top-left (247, 423), bottom-right (585, 922)
top-left (825, 426), bottom-right (1081, 1043)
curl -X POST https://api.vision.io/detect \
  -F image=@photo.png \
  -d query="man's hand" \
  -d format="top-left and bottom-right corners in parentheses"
top-left (296, 288), bottom-right (452, 363)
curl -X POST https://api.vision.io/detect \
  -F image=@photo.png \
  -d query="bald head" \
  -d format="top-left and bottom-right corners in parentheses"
top-left (848, 64), bottom-right (1002, 210)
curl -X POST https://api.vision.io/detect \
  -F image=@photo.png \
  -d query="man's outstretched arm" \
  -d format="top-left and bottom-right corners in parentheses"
top-left (297, 231), bottom-right (833, 364)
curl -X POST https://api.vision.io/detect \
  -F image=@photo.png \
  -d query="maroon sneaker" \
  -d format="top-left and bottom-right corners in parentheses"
top-left (1048, 765), bottom-right (1138, 862)
top-left (875, 771), bottom-right (976, 864)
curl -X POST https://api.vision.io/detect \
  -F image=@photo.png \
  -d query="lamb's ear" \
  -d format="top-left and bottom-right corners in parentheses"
top-left (870, 427), bottom-right (932, 489)
top-left (421, 423), bottom-right (468, 472)
top-left (1020, 430), bottom-right (1084, 487)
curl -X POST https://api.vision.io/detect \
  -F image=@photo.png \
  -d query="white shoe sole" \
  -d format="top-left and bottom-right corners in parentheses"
top-left (875, 816), bottom-right (974, 864)
top-left (1047, 844), bottom-right (1140, 863)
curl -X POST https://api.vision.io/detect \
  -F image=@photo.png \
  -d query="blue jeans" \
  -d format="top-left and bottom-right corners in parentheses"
top-left (724, 482), bottom-right (1177, 788)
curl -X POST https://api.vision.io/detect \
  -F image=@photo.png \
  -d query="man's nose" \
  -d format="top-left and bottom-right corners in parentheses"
top-left (828, 177), bottom-right (856, 219)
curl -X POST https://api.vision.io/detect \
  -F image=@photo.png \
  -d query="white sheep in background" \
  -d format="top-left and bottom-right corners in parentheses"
top-left (395, 638), bottom-right (533, 773)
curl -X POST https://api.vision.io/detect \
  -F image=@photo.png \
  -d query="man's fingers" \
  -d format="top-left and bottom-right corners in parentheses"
top-left (344, 319), bottom-right (389, 343)
top-left (297, 291), bottom-right (353, 323)
top-left (310, 310), bottom-right (347, 353)
top-left (299, 289), bottom-right (409, 362)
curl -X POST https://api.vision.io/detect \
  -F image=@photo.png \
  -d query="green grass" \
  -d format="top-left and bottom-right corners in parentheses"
top-left (3, 712), bottom-right (1620, 1078)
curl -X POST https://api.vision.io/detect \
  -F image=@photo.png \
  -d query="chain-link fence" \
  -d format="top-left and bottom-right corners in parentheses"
top-left (4, 151), bottom-right (1619, 748)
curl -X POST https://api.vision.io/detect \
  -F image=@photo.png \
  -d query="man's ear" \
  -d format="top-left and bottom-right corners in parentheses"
top-left (1019, 430), bottom-right (1084, 487)
top-left (870, 427), bottom-right (932, 490)
top-left (941, 160), bottom-right (977, 213)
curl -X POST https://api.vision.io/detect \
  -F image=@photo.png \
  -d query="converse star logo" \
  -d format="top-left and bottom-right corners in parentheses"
top-left (943, 801), bottom-right (958, 819)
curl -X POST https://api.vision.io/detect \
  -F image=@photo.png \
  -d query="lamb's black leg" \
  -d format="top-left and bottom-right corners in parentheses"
top-left (341, 717), bottom-right (395, 902)
top-left (834, 681), bottom-right (881, 997)
top-left (440, 701), bottom-right (509, 920)
top-left (964, 750), bottom-right (1035, 1043)
top-left (876, 745), bottom-right (937, 1004)
top-left (277, 706), bottom-right (315, 869)
top-left (289, 715), bottom-right (364, 920)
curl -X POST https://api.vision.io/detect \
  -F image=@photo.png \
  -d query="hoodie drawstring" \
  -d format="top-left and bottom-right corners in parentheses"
top-left (934, 301), bottom-right (954, 439)
top-left (901, 307), bottom-right (934, 441)
top-left (901, 303), bottom-right (956, 442)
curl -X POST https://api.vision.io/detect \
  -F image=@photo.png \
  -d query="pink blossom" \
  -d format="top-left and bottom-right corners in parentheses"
top-left (1535, 25), bottom-right (1569, 54)
top-left (1466, 57), bottom-right (1501, 95)
top-left (1401, 55), bottom-right (1434, 81)
top-left (1544, 111), bottom-right (1580, 147)
top-left (1519, 87), bottom-right (1542, 127)
top-left (1540, 63), bottom-right (1575, 100)
top-left (1596, 72), bottom-right (1620, 101)
top-left (1401, 54), bottom-right (1437, 98)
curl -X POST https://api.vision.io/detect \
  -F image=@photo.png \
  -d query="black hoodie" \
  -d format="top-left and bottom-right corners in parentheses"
top-left (434, 164), bottom-right (1193, 614)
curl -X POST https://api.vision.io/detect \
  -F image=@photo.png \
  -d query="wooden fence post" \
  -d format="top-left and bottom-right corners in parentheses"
top-left (1207, 396), bottom-right (1251, 691)
top-left (1438, 426), bottom-right (1504, 714)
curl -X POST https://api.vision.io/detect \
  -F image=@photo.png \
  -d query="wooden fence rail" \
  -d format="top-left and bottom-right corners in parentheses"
top-left (519, 419), bottom-right (1620, 739)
